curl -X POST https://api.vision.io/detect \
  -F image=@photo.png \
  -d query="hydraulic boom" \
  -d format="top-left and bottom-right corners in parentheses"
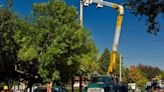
top-left (83, 0), bottom-right (124, 75)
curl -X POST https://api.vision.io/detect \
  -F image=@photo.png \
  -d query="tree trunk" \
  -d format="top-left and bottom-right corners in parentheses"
top-left (29, 86), bottom-right (32, 92)
top-left (28, 83), bottom-right (32, 92)
top-left (71, 77), bottom-right (74, 92)
top-left (79, 74), bottom-right (83, 92)
top-left (28, 80), bottom-right (33, 92)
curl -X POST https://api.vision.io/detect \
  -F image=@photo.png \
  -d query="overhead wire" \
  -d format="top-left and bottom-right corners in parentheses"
top-left (95, 40), bottom-right (164, 44)
top-left (124, 56), bottom-right (164, 59)
top-left (95, 40), bottom-right (164, 59)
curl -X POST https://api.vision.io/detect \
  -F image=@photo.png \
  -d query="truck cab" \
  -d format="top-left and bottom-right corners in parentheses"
top-left (84, 76), bottom-right (128, 92)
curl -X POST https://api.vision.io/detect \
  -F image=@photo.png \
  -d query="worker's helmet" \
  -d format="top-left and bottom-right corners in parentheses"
top-left (3, 85), bottom-right (8, 90)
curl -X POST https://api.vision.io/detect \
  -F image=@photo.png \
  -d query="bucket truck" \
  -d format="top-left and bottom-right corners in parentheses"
top-left (82, 0), bottom-right (128, 91)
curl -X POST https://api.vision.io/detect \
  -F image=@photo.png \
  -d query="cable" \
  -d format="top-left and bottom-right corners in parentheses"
top-left (95, 40), bottom-right (164, 44)
top-left (123, 56), bottom-right (164, 59)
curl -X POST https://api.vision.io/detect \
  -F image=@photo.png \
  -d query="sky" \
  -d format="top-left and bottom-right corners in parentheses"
top-left (0, 0), bottom-right (164, 70)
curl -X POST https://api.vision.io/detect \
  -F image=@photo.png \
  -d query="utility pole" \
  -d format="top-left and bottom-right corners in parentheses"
top-left (119, 54), bottom-right (122, 82)
top-left (79, 1), bottom-right (83, 92)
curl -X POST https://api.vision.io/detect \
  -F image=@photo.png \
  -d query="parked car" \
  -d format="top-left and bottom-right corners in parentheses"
top-left (52, 86), bottom-right (68, 92)
top-left (159, 80), bottom-right (164, 89)
top-left (34, 86), bottom-right (68, 92)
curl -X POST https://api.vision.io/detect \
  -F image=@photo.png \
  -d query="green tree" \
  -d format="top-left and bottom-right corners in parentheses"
top-left (98, 48), bottom-right (121, 76)
top-left (122, 67), bottom-right (130, 83)
top-left (0, 0), bottom-right (13, 9)
top-left (136, 77), bottom-right (147, 92)
top-left (160, 70), bottom-right (164, 80)
top-left (7, 0), bottom-right (12, 8)
top-left (129, 66), bottom-right (147, 91)
top-left (16, 0), bottom-right (98, 85)
top-left (123, 0), bottom-right (164, 35)
top-left (98, 48), bottom-right (110, 74)
top-left (0, 8), bottom-right (19, 86)
top-left (0, 5), bottom-right (39, 91)
top-left (14, 17), bottom-right (44, 90)
top-left (137, 64), bottom-right (161, 79)
top-left (129, 66), bottom-right (142, 83)
top-left (78, 50), bottom-right (99, 92)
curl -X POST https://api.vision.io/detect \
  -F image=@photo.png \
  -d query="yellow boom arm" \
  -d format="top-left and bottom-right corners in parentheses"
top-left (83, 0), bottom-right (124, 75)
top-left (108, 14), bottom-right (123, 74)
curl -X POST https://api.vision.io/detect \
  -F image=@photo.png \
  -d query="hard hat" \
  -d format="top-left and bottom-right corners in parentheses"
top-left (3, 85), bottom-right (8, 90)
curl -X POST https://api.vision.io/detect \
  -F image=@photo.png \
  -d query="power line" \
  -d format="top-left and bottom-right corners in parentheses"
top-left (98, 53), bottom-right (164, 59)
top-left (123, 56), bottom-right (164, 59)
top-left (95, 40), bottom-right (164, 44)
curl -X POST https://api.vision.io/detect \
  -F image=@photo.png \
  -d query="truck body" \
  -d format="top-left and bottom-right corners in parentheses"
top-left (84, 76), bottom-right (128, 92)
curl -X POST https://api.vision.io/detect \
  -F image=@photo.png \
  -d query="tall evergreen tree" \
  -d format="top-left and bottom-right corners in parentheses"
top-left (98, 48), bottom-right (120, 76)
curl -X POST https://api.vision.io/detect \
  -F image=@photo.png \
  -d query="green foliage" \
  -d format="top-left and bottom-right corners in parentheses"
top-left (129, 66), bottom-right (142, 83)
top-left (15, 0), bottom-right (98, 83)
top-left (98, 48), bottom-right (121, 76)
top-left (7, 0), bottom-right (12, 8)
top-left (122, 67), bottom-right (130, 83)
top-left (160, 71), bottom-right (164, 80)
top-left (0, 8), bottom-right (19, 82)
top-left (137, 64), bottom-right (161, 79)
top-left (123, 0), bottom-right (164, 35)
top-left (136, 77), bottom-right (147, 92)
top-left (13, 19), bottom-right (42, 87)
top-left (18, 45), bottom-right (38, 61)
top-left (0, 82), bottom-right (5, 87)
top-left (128, 66), bottom-right (148, 91)
top-left (78, 53), bottom-right (99, 74)
top-left (98, 48), bottom-right (110, 74)
top-left (113, 53), bottom-right (121, 76)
